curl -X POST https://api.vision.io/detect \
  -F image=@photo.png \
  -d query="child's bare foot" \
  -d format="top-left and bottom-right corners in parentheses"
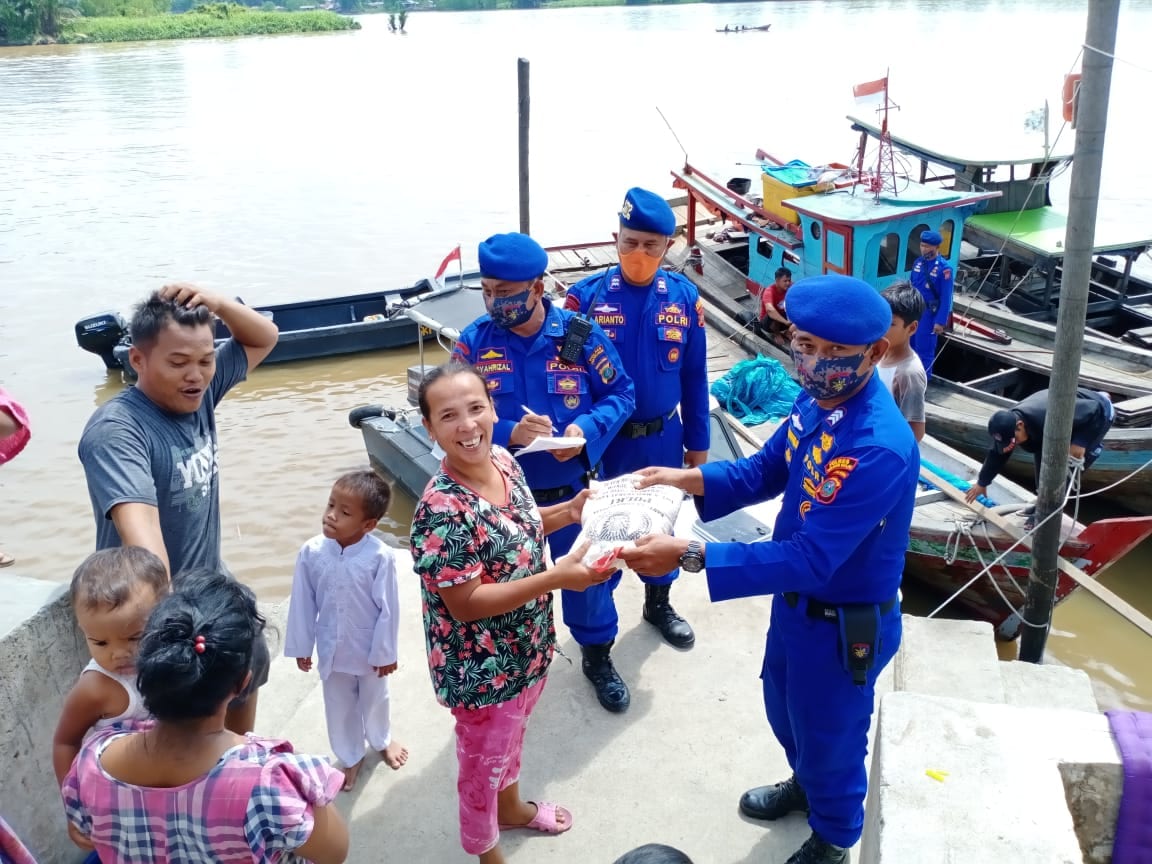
top-left (380, 741), bottom-right (408, 770)
top-left (341, 759), bottom-right (364, 792)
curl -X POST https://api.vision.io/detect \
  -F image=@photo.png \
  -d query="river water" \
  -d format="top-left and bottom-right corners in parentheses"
top-left (2, 0), bottom-right (1151, 705)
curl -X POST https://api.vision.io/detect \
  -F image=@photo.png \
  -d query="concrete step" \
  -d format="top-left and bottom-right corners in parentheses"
top-left (892, 615), bottom-right (1007, 704)
top-left (999, 660), bottom-right (1099, 713)
top-left (861, 692), bottom-right (1119, 864)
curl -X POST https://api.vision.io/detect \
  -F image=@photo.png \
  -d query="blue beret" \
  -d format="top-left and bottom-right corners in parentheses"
top-left (478, 233), bottom-right (548, 282)
top-left (619, 187), bottom-right (676, 236)
top-left (921, 229), bottom-right (943, 246)
top-left (786, 275), bottom-right (892, 345)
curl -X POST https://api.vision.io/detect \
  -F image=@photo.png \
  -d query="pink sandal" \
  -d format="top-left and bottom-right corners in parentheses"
top-left (499, 801), bottom-right (573, 835)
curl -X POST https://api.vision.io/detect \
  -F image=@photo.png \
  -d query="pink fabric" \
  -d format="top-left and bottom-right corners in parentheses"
top-left (62, 728), bottom-right (344, 863)
top-left (0, 815), bottom-right (37, 864)
top-left (450, 677), bottom-right (546, 855)
top-left (0, 388), bottom-right (30, 465)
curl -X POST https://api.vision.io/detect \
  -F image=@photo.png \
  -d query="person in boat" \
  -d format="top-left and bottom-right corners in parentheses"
top-left (617, 274), bottom-right (919, 864)
top-left (908, 229), bottom-right (954, 379)
top-left (755, 266), bottom-right (793, 338)
top-left (563, 188), bottom-right (710, 712)
top-left (451, 232), bottom-right (637, 713)
top-left (878, 281), bottom-right (927, 441)
top-left (77, 284), bottom-right (280, 735)
top-left (62, 569), bottom-right (350, 864)
top-left (409, 362), bottom-right (619, 864)
top-left (964, 387), bottom-right (1115, 510)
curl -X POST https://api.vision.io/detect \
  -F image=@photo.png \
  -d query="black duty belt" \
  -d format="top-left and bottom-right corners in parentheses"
top-left (531, 484), bottom-right (578, 504)
top-left (783, 592), bottom-right (898, 620)
top-left (783, 592), bottom-right (898, 685)
top-left (621, 409), bottom-right (676, 440)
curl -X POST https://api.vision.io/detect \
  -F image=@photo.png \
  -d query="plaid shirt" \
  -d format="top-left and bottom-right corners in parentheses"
top-left (62, 728), bottom-right (343, 863)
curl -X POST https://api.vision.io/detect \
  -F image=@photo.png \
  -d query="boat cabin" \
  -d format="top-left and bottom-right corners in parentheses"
top-left (848, 115), bottom-right (1152, 341)
top-left (673, 162), bottom-right (999, 298)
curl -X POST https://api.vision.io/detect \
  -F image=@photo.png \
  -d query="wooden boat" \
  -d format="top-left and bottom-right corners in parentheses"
top-left (847, 114), bottom-right (1152, 342)
top-left (670, 159), bottom-right (1152, 511)
top-left (908, 434), bottom-right (1152, 639)
top-left (349, 235), bottom-right (1152, 636)
top-left (716, 23), bottom-right (770, 32)
top-left (74, 272), bottom-right (473, 375)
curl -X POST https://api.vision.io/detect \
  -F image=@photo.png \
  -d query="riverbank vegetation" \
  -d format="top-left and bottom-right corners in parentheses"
top-left (0, 0), bottom-right (356, 45)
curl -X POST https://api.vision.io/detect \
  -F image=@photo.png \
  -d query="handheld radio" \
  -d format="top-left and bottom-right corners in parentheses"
top-left (558, 275), bottom-right (607, 364)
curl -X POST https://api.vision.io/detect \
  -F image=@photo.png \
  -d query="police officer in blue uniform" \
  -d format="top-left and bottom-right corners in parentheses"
top-left (563, 188), bottom-right (710, 713)
top-left (451, 231), bottom-right (636, 625)
top-left (908, 229), bottom-right (954, 379)
top-left (619, 275), bottom-right (920, 864)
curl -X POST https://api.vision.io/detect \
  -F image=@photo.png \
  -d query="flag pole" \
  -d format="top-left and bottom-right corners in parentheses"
top-left (458, 243), bottom-right (464, 289)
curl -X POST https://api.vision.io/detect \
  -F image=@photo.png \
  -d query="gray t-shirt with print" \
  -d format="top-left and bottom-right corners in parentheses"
top-left (78, 339), bottom-right (249, 577)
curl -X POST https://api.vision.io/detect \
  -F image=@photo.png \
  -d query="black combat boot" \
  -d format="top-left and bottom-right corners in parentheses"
top-left (784, 831), bottom-right (849, 864)
top-left (739, 774), bottom-right (809, 820)
top-left (580, 641), bottom-right (630, 713)
top-left (642, 584), bottom-right (696, 648)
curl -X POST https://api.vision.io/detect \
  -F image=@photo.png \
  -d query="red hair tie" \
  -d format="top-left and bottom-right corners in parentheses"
top-left (193, 635), bottom-right (206, 654)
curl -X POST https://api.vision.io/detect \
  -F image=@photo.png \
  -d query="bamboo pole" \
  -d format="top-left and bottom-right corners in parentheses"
top-left (919, 465), bottom-right (1152, 640)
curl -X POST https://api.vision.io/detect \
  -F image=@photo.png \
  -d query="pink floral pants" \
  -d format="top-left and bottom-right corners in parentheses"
top-left (449, 678), bottom-right (546, 855)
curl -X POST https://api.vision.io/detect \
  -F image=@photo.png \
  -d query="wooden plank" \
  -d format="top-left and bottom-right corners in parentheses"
top-left (964, 368), bottom-right (1023, 393)
top-left (919, 466), bottom-right (1152, 639)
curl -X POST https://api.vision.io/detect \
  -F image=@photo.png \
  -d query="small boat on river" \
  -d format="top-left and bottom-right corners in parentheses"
top-left (73, 272), bottom-right (472, 377)
top-left (716, 23), bottom-right (771, 33)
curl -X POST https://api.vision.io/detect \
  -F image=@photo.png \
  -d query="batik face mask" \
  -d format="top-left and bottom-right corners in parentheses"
top-left (487, 288), bottom-right (536, 329)
top-left (790, 346), bottom-right (871, 401)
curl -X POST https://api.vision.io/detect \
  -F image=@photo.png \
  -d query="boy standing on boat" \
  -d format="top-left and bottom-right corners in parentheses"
top-left (878, 282), bottom-right (928, 441)
top-left (451, 231), bottom-right (637, 702)
top-left (563, 188), bottom-right (710, 713)
top-left (909, 229), bottom-right (954, 377)
top-left (618, 274), bottom-right (919, 864)
top-left (964, 387), bottom-right (1115, 511)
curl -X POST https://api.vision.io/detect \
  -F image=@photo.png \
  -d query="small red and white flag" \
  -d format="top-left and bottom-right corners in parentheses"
top-left (853, 77), bottom-right (888, 106)
top-left (435, 245), bottom-right (461, 280)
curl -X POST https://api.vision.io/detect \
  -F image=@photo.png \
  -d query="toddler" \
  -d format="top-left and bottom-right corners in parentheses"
top-left (286, 470), bottom-right (408, 791)
top-left (52, 547), bottom-right (169, 784)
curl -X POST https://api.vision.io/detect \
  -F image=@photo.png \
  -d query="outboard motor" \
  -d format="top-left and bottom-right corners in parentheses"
top-left (75, 312), bottom-right (129, 370)
top-left (113, 345), bottom-right (138, 384)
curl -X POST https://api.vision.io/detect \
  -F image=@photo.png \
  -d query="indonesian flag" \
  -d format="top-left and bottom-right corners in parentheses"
top-left (853, 77), bottom-right (888, 106)
top-left (435, 245), bottom-right (461, 280)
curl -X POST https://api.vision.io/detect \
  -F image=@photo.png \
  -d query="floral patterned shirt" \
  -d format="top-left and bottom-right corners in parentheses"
top-left (410, 446), bottom-right (555, 709)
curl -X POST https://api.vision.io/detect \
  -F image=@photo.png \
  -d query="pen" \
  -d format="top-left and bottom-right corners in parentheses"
top-left (521, 404), bottom-right (558, 434)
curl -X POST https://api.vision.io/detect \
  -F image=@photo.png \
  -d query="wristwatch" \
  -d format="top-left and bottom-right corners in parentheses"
top-left (679, 540), bottom-right (705, 573)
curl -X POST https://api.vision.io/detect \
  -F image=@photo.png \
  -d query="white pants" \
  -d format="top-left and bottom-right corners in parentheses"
top-left (321, 671), bottom-right (392, 767)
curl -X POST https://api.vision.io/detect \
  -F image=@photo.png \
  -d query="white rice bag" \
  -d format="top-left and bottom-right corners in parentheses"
top-left (576, 474), bottom-right (686, 568)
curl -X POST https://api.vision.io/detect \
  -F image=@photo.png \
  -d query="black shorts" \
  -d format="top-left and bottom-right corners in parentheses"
top-left (230, 629), bottom-right (271, 708)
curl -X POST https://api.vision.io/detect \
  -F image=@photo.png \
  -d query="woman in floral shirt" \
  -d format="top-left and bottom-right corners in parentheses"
top-left (411, 362), bottom-right (615, 864)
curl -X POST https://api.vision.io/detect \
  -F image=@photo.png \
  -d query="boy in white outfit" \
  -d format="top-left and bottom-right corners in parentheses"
top-left (286, 470), bottom-right (409, 790)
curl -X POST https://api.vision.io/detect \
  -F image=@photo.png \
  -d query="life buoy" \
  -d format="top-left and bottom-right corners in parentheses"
top-left (1062, 73), bottom-right (1082, 123)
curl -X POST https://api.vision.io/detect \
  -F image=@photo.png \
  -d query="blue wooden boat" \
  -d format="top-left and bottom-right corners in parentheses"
top-left (74, 272), bottom-right (475, 376)
top-left (847, 114), bottom-right (1152, 344)
top-left (671, 157), bottom-right (1152, 512)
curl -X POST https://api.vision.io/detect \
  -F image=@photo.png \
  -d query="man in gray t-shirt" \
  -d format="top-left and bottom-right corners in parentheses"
top-left (79, 283), bottom-right (278, 733)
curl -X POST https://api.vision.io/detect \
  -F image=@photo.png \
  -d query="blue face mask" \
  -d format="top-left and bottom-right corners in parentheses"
top-left (487, 288), bottom-right (535, 329)
top-left (790, 346), bottom-right (871, 401)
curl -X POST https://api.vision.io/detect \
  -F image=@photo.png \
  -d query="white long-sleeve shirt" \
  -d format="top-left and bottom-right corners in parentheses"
top-left (284, 532), bottom-right (399, 679)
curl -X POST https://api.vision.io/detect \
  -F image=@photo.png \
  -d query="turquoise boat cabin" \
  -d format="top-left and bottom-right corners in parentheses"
top-left (673, 158), bottom-right (999, 297)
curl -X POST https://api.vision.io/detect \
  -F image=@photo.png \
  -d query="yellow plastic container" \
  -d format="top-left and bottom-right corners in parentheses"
top-left (760, 160), bottom-right (853, 225)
